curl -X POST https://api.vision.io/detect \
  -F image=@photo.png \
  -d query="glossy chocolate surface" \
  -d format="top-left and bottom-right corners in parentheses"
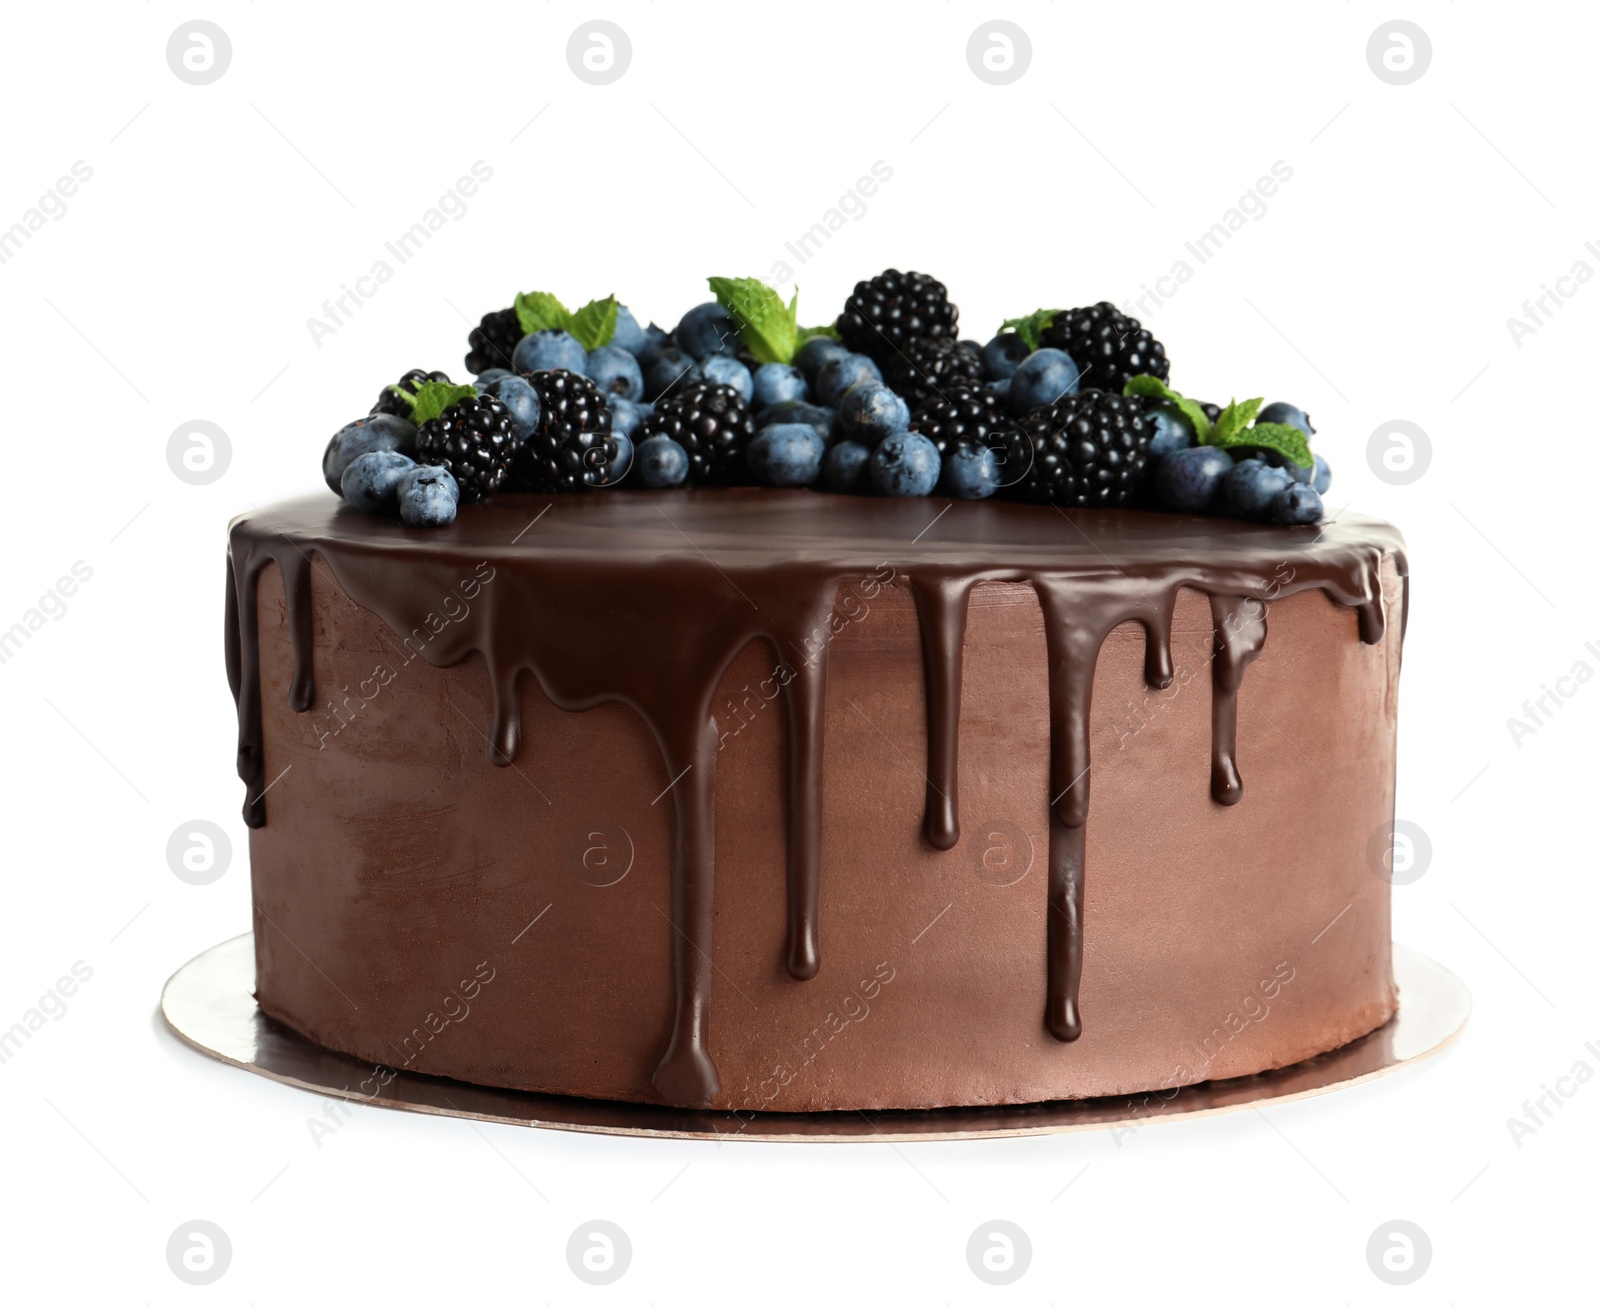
top-left (229, 490), bottom-right (1406, 1108)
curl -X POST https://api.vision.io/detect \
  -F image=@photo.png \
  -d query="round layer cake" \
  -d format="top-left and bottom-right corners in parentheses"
top-left (228, 490), bottom-right (1405, 1112)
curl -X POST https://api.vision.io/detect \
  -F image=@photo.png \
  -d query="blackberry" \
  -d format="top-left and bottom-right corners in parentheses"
top-left (882, 336), bottom-right (983, 409)
top-left (371, 368), bottom-right (452, 418)
top-left (513, 369), bottom-right (620, 492)
top-left (836, 269), bottom-right (959, 363)
top-left (465, 307), bottom-right (522, 376)
top-left (908, 381), bottom-right (1011, 456)
top-left (640, 380), bottom-right (757, 485)
top-left (1040, 303), bottom-right (1169, 393)
top-left (1001, 389), bottom-right (1152, 508)
top-left (415, 394), bottom-right (516, 503)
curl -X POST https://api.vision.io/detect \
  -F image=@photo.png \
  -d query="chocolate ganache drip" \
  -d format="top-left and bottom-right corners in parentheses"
top-left (227, 490), bottom-right (1406, 1108)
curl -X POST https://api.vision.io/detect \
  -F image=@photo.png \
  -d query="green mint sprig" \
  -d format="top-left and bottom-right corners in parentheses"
top-left (708, 276), bottom-right (801, 364)
top-left (512, 290), bottom-right (618, 350)
top-left (998, 308), bottom-right (1060, 352)
top-left (1123, 375), bottom-right (1213, 443)
top-left (1123, 376), bottom-right (1313, 468)
top-left (389, 380), bottom-right (477, 427)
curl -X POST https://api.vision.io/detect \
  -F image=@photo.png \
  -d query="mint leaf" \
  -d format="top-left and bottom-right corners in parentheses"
top-left (1212, 397), bottom-right (1264, 446)
top-left (797, 322), bottom-right (838, 344)
top-left (1212, 420), bottom-right (1314, 468)
top-left (1123, 374), bottom-right (1212, 443)
top-left (569, 295), bottom-right (618, 351)
top-left (999, 308), bottom-right (1059, 352)
top-left (408, 381), bottom-right (477, 427)
top-left (513, 290), bottom-right (572, 337)
top-left (709, 276), bottom-right (798, 364)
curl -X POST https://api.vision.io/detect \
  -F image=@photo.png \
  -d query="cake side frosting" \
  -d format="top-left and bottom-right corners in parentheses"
top-left (228, 491), bottom-right (1406, 1109)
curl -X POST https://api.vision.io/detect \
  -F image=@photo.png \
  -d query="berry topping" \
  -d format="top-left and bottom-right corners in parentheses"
top-left (1041, 303), bottom-right (1169, 393)
top-left (1003, 390), bottom-right (1152, 508)
top-left (514, 369), bottom-right (621, 492)
top-left (465, 308), bottom-right (522, 376)
top-left (909, 382), bottom-right (1010, 456)
top-left (836, 269), bottom-right (959, 363)
top-left (414, 391), bottom-right (516, 503)
top-left (881, 336), bottom-right (984, 409)
top-left (640, 380), bottom-right (758, 485)
top-left (371, 368), bottom-right (452, 418)
top-left (869, 432), bottom-right (942, 498)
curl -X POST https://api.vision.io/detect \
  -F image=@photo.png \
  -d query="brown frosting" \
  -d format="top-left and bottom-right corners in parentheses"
top-left (229, 490), bottom-right (1406, 1109)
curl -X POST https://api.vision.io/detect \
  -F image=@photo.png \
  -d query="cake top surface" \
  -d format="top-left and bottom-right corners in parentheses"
top-left (237, 490), bottom-right (1402, 579)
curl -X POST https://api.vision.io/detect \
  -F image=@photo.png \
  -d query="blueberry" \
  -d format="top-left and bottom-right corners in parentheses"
top-left (752, 362), bottom-right (808, 410)
top-left (1257, 402), bottom-right (1315, 439)
top-left (869, 432), bottom-right (941, 497)
top-left (397, 464), bottom-right (459, 528)
top-left (636, 322), bottom-right (672, 366)
top-left (1221, 458), bottom-right (1293, 520)
top-left (341, 450), bottom-right (415, 513)
top-left (981, 332), bottom-right (1030, 380)
top-left (1146, 406), bottom-right (1193, 459)
top-left (676, 302), bottom-right (739, 361)
top-left (747, 423), bottom-right (825, 487)
top-left (702, 355), bottom-right (753, 402)
top-left (586, 344), bottom-right (645, 401)
top-left (1252, 446), bottom-right (1326, 488)
top-left (822, 440), bottom-right (873, 494)
top-left (643, 346), bottom-right (702, 401)
top-left (636, 435), bottom-right (689, 488)
top-left (607, 395), bottom-right (649, 441)
top-left (815, 352), bottom-right (882, 407)
top-left (1009, 348), bottom-right (1080, 414)
top-left (940, 441), bottom-right (1001, 500)
top-left (1153, 445), bottom-right (1233, 513)
top-left (322, 414), bottom-right (417, 493)
top-left (757, 400), bottom-right (837, 444)
top-left (481, 373), bottom-right (541, 441)
top-left (795, 335), bottom-right (849, 382)
top-left (988, 377), bottom-right (1011, 402)
top-left (513, 329), bottom-right (587, 374)
top-left (610, 305), bottom-right (646, 355)
top-left (837, 381), bottom-right (910, 445)
top-left (474, 368), bottom-right (512, 389)
top-left (1279, 453), bottom-right (1330, 489)
top-left (1271, 482), bottom-right (1324, 525)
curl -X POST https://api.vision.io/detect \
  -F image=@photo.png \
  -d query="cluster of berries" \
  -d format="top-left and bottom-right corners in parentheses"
top-left (318, 270), bottom-right (1329, 527)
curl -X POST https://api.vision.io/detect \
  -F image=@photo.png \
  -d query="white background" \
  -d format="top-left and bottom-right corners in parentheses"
top-left (1, 1), bottom-right (1594, 1301)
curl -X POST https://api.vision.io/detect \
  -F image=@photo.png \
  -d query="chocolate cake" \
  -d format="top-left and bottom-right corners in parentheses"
top-left (227, 490), bottom-right (1406, 1112)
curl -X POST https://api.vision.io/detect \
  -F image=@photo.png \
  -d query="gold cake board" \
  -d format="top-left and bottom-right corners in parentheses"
top-left (161, 934), bottom-right (1468, 1142)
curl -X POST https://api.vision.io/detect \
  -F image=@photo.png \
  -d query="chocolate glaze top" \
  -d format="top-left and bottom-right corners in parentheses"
top-left (227, 489), bottom-right (1406, 1108)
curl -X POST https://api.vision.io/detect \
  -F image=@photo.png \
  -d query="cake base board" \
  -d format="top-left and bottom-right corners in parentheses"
top-left (161, 934), bottom-right (1468, 1142)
